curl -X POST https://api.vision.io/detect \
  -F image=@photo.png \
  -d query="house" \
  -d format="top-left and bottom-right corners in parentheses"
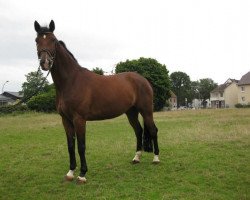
top-left (0, 94), bottom-right (14, 106)
top-left (168, 90), bottom-right (177, 109)
top-left (0, 91), bottom-right (23, 106)
top-left (192, 98), bottom-right (211, 109)
top-left (237, 71), bottom-right (250, 105)
top-left (210, 79), bottom-right (239, 108)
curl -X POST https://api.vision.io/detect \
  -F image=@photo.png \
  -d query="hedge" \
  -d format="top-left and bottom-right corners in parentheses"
top-left (27, 91), bottom-right (56, 112)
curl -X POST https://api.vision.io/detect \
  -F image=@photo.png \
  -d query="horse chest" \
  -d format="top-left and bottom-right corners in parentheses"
top-left (57, 98), bottom-right (70, 116)
top-left (57, 97), bottom-right (82, 118)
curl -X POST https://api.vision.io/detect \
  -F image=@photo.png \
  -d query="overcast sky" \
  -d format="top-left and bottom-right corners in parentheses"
top-left (0, 0), bottom-right (249, 92)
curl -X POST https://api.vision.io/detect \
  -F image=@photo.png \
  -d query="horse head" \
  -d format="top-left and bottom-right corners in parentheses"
top-left (34, 20), bottom-right (57, 71)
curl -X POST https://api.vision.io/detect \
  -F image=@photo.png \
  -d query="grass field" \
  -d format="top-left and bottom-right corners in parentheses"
top-left (0, 109), bottom-right (249, 200)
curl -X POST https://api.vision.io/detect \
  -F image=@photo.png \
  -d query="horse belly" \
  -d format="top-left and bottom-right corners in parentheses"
top-left (87, 110), bottom-right (124, 121)
top-left (87, 91), bottom-right (134, 121)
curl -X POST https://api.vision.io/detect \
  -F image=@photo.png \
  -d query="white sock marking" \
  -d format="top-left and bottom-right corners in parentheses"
top-left (77, 176), bottom-right (87, 182)
top-left (66, 170), bottom-right (74, 178)
top-left (153, 155), bottom-right (160, 163)
top-left (133, 151), bottom-right (142, 162)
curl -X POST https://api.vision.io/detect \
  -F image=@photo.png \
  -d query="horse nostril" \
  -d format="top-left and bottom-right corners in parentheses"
top-left (40, 60), bottom-right (45, 65)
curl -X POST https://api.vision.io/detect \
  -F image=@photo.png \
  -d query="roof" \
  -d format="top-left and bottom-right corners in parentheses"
top-left (2, 91), bottom-right (23, 99)
top-left (238, 71), bottom-right (250, 86)
top-left (0, 94), bottom-right (12, 101)
top-left (169, 90), bottom-right (177, 98)
top-left (211, 78), bottom-right (238, 93)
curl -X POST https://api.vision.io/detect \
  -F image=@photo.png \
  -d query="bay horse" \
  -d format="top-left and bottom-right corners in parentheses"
top-left (34, 20), bottom-right (160, 184)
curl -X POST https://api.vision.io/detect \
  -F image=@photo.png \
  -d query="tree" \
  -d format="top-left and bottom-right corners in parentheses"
top-left (197, 78), bottom-right (217, 107)
top-left (115, 57), bottom-right (171, 111)
top-left (190, 80), bottom-right (199, 99)
top-left (22, 68), bottom-right (49, 100)
top-left (170, 71), bottom-right (191, 107)
top-left (92, 67), bottom-right (104, 75)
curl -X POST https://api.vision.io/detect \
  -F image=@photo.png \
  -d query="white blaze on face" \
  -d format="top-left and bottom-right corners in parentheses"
top-left (43, 35), bottom-right (46, 39)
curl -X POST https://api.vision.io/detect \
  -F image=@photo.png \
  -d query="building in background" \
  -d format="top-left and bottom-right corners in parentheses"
top-left (0, 91), bottom-right (23, 106)
top-left (168, 90), bottom-right (177, 110)
top-left (210, 79), bottom-right (239, 108)
top-left (237, 71), bottom-right (250, 105)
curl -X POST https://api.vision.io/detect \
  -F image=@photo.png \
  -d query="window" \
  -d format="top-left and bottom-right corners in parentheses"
top-left (241, 86), bottom-right (245, 92)
top-left (220, 92), bottom-right (223, 97)
top-left (0, 100), bottom-right (7, 106)
top-left (242, 97), bottom-right (245, 102)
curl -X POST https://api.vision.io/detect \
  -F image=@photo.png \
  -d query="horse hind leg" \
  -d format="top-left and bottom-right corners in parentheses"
top-left (142, 113), bottom-right (160, 164)
top-left (126, 107), bottom-right (143, 164)
top-left (143, 122), bottom-right (153, 153)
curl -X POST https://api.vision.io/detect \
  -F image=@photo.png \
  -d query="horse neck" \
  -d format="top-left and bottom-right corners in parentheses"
top-left (51, 44), bottom-right (79, 91)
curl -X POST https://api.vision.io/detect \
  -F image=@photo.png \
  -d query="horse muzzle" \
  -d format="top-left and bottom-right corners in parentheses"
top-left (40, 58), bottom-right (53, 71)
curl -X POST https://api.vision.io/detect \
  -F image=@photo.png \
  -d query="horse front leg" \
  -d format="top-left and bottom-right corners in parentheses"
top-left (62, 117), bottom-right (76, 181)
top-left (73, 117), bottom-right (88, 184)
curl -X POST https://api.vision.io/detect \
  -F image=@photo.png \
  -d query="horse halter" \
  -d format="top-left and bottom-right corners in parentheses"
top-left (37, 38), bottom-right (58, 70)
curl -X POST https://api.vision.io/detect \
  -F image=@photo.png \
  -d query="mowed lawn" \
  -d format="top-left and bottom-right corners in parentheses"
top-left (0, 109), bottom-right (249, 200)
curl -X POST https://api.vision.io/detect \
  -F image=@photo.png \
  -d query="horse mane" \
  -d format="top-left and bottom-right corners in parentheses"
top-left (58, 40), bottom-right (78, 62)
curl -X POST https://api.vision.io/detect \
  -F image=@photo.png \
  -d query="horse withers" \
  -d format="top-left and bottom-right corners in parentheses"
top-left (34, 20), bottom-right (160, 184)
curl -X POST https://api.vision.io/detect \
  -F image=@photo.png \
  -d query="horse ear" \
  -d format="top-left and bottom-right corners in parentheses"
top-left (34, 21), bottom-right (40, 32)
top-left (49, 20), bottom-right (55, 32)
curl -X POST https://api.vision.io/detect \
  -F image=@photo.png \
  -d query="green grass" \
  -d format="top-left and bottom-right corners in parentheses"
top-left (0, 109), bottom-right (249, 200)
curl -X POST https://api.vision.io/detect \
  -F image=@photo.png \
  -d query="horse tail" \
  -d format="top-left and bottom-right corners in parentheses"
top-left (143, 123), bottom-right (153, 152)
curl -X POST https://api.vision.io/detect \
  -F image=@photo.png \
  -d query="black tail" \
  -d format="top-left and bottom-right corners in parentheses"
top-left (143, 123), bottom-right (153, 152)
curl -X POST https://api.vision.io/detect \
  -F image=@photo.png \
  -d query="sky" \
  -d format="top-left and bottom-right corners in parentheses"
top-left (0, 0), bottom-right (249, 92)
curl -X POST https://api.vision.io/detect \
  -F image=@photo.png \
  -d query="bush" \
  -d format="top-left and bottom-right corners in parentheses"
top-left (235, 103), bottom-right (250, 108)
top-left (27, 89), bottom-right (56, 112)
top-left (0, 105), bottom-right (29, 114)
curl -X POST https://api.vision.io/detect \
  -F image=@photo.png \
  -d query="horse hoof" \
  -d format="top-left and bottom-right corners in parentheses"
top-left (152, 155), bottom-right (160, 164)
top-left (132, 159), bottom-right (140, 164)
top-left (152, 160), bottom-right (160, 164)
top-left (64, 175), bottom-right (74, 182)
top-left (76, 176), bottom-right (87, 185)
top-left (132, 151), bottom-right (142, 164)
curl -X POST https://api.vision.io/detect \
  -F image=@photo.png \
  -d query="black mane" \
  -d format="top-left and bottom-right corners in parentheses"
top-left (58, 40), bottom-right (78, 62)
